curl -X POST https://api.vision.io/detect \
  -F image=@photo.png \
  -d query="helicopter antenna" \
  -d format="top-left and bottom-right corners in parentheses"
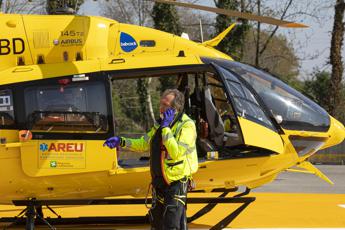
top-left (199, 18), bottom-right (204, 43)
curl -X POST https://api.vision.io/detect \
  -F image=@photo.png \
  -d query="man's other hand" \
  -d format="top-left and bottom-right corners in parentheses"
top-left (103, 136), bottom-right (121, 149)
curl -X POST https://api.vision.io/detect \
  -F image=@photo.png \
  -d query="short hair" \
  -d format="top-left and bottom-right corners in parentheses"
top-left (162, 89), bottom-right (185, 112)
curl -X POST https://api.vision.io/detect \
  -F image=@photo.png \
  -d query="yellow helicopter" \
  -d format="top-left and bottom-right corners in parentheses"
top-left (0, 0), bottom-right (344, 229)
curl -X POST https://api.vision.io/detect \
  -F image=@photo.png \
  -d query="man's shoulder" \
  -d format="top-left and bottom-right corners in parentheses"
top-left (180, 114), bottom-right (196, 127)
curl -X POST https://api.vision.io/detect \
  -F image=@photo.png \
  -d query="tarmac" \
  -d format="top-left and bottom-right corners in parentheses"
top-left (253, 165), bottom-right (345, 194)
top-left (0, 165), bottom-right (344, 229)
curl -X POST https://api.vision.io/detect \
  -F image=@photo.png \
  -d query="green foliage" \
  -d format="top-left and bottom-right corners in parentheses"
top-left (112, 79), bottom-right (147, 134)
top-left (112, 78), bottom-right (161, 135)
top-left (152, 2), bottom-right (182, 92)
top-left (310, 153), bottom-right (345, 165)
top-left (158, 76), bottom-right (177, 93)
top-left (214, 0), bottom-right (250, 60)
top-left (302, 70), bottom-right (345, 123)
top-left (46, 0), bottom-right (84, 14)
top-left (302, 70), bottom-right (331, 111)
top-left (151, 2), bottom-right (182, 35)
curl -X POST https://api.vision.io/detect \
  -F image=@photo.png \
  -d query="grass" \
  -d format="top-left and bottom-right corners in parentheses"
top-left (310, 153), bottom-right (345, 165)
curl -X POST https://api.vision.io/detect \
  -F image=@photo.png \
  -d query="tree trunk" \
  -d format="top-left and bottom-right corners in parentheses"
top-left (138, 0), bottom-right (155, 125)
top-left (255, 0), bottom-right (261, 67)
top-left (137, 78), bottom-right (149, 130)
top-left (328, 0), bottom-right (345, 117)
top-left (146, 78), bottom-right (156, 125)
top-left (239, 0), bottom-right (245, 60)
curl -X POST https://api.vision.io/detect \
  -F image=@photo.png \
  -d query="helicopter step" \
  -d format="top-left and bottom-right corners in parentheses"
top-left (0, 188), bottom-right (255, 230)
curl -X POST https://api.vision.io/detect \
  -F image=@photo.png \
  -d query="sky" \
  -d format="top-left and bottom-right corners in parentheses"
top-left (79, 0), bottom-right (343, 79)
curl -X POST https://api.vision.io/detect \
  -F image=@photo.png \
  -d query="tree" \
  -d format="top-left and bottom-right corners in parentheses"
top-left (151, 2), bottom-right (182, 93)
top-left (253, 0), bottom-right (295, 67)
top-left (303, 69), bottom-right (345, 123)
top-left (152, 2), bottom-right (182, 35)
top-left (101, 0), bottom-right (152, 25)
top-left (46, 0), bottom-right (84, 14)
top-left (241, 29), bottom-right (300, 86)
top-left (213, 0), bottom-right (301, 66)
top-left (303, 70), bottom-right (331, 111)
top-left (0, 0), bottom-right (45, 13)
top-left (328, 0), bottom-right (345, 118)
top-left (178, 11), bottom-right (214, 42)
top-left (214, 0), bottom-right (251, 60)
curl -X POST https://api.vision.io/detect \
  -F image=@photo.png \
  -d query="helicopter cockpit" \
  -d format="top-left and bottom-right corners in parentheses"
top-left (204, 58), bottom-right (331, 132)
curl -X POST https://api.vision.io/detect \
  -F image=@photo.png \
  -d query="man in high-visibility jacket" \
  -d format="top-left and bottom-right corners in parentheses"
top-left (104, 89), bottom-right (198, 230)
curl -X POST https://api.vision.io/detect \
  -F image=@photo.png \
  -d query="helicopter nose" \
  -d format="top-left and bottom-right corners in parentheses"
top-left (322, 116), bottom-right (345, 149)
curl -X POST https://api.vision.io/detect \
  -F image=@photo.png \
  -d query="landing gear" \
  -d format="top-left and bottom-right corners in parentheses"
top-left (0, 188), bottom-right (255, 230)
top-left (2, 199), bottom-right (57, 230)
top-left (25, 204), bottom-right (35, 230)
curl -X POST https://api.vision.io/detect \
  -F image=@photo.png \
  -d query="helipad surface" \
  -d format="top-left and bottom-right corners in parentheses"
top-left (0, 165), bottom-right (344, 229)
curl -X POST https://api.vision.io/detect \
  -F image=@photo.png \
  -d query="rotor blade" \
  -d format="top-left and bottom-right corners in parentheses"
top-left (151, 0), bottom-right (308, 28)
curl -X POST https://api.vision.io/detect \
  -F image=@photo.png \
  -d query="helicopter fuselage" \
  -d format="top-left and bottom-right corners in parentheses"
top-left (0, 13), bottom-right (343, 204)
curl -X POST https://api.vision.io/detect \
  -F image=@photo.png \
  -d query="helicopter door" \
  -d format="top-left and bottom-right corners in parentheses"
top-left (212, 63), bottom-right (284, 154)
top-left (18, 76), bottom-right (116, 177)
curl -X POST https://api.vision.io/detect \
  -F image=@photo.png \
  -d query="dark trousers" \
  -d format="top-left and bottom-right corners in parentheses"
top-left (149, 179), bottom-right (188, 230)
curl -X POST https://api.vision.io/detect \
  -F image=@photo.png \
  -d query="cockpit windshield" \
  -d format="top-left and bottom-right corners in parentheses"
top-left (222, 61), bottom-right (330, 132)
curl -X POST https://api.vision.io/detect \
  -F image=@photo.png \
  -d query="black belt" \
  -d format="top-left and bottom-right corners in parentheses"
top-left (167, 160), bottom-right (183, 167)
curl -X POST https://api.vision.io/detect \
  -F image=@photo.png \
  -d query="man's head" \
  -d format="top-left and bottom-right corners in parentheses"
top-left (160, 89), bottom-right (185, 114)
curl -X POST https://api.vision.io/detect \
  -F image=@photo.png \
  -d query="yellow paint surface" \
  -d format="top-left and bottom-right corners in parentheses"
top-left (0, 192), bottom-right (344, 229)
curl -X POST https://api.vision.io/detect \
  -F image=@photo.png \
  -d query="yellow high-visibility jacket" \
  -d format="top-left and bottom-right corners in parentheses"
top-left (122, 113), bottom-right (198, 183)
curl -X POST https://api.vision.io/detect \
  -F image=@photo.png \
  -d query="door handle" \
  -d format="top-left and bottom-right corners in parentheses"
top-left (2, 142), bottom-right (22, 148)
top-left (1, 142), bottom-right (36, 148)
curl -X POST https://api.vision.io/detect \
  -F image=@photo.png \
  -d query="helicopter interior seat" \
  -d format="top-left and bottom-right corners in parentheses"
top-left (188, 86), bottom-right (215, 157)
top-left (203, 87), bottom-right (225, 147)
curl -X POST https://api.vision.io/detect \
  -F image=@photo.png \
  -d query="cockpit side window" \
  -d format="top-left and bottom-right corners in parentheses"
top-left (0, 89), bottom-right (15, 127)
top-left (216, 66), bottom-right (276, 131)
top-left (206, 74), bottom-right (243, 147)
top-left (224, 62), bottom-right (330, 132)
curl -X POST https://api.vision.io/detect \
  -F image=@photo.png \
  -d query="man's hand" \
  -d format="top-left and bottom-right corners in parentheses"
top-left (103, 136), bottom-right (121, 149)
top-left (161, 108), bottom-right (176, 128)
